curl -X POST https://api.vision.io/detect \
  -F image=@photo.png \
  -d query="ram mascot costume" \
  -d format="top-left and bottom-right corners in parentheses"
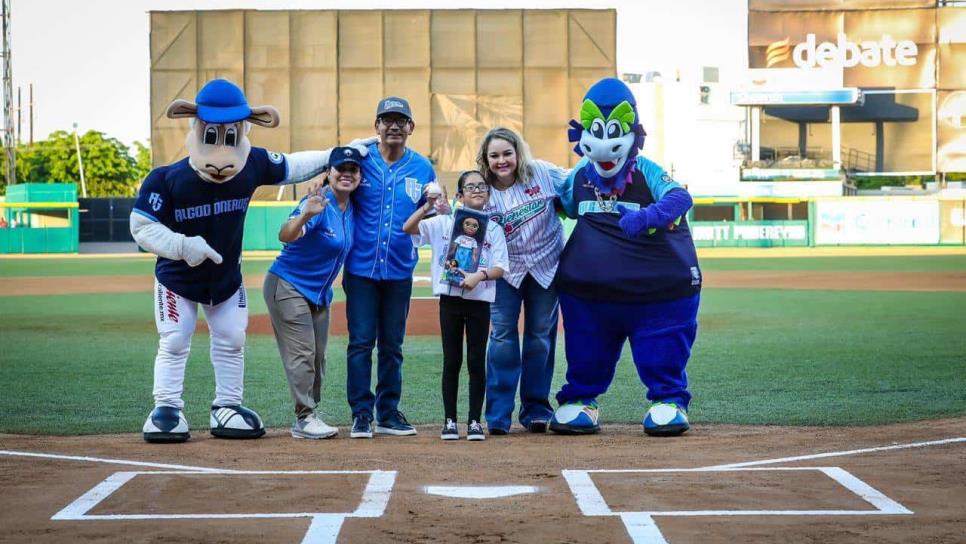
top-left (549, 77), bottom-right (702, 436)
top-left (131, 79), bottom-right (360, 443)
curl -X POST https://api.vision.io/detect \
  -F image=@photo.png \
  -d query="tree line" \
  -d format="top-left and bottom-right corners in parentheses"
top-left (0, 130), bottom-right (151, 197)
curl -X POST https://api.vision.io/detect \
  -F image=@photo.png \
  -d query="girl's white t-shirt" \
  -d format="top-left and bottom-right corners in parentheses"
top-left (413, 213), bottom-right (509, 302)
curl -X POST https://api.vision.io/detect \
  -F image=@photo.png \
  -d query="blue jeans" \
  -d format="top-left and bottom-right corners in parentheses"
top-left (485, 275), bottom-right (557, 431)
top-left (343, 273), bottom-right (412, 421)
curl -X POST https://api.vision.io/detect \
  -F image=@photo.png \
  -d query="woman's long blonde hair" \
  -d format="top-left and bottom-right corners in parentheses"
top-left (476, 127), bottom-right (534, 186)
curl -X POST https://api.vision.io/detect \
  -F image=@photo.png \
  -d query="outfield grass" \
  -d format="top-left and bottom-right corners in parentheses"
top-left (4, 253), bottom-right (966, 278)
top-left (1, 274), bottom-right (964, 434)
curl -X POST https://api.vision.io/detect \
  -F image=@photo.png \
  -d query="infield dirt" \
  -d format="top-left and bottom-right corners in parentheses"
top-left (1, 418), bottom-right (964, 543)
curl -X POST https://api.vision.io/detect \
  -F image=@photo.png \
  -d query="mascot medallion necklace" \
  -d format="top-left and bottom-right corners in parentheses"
top-left (594, 186), bottom-right (619, 213)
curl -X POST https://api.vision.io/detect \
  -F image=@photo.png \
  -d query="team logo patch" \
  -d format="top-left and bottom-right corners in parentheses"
top-left (383, 99), bottom-right (405, 110)
top-left (493, 200), bottom-right (546, 240)
top-left (405, 177), bottom-right (422, 203)
top-left (268, 151), bottom-right (284, 164)
top-left (578, 201), bottom-right (640, 216)
top-left (149, 192), bottom-right (163, 212)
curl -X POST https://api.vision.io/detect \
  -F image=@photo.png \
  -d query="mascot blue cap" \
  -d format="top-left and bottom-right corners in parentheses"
top-left (567, 77), bottom-right (646, 188)
top-left (195, 79), bottom-right (252, 124)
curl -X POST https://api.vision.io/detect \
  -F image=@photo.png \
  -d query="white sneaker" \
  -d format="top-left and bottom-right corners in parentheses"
top-left (291, 413), bottom-right (338, 439)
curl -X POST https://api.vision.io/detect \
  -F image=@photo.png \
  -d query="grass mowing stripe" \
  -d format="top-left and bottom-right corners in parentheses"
top-left (1, 288), bottom-right (963, 434)
top-left (3, 254), bottom-right (965, 278)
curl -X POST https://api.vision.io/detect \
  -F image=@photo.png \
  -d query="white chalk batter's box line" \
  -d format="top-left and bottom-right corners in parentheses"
top-left (52, 469), bottom-right (397, 522)
top-left (561, 467), bottom-right (913, 517)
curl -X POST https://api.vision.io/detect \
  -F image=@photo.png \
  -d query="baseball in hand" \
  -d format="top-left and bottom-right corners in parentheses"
top-left (424, 182), bottom-right (443, 198)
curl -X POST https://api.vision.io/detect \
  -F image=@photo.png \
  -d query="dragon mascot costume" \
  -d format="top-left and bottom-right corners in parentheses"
top-left (549, 77), bottom-right (702, 436)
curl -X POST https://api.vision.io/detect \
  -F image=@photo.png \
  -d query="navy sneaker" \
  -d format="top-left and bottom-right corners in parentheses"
top-left (527, 418), bottom-right (549, 433)
top-left (375, 411), bottom-right (417, 436)
top-left (350, 413), bottom-right (373, 439)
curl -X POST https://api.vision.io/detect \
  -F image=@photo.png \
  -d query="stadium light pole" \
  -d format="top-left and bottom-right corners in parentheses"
top-left (73, 122), bottom-right (87, 198)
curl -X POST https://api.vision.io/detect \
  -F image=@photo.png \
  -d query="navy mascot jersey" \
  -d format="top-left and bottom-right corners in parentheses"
top-left (556, 167), bottom-right (701, 303)
top-left (133, 147), bottom-right (287, 304)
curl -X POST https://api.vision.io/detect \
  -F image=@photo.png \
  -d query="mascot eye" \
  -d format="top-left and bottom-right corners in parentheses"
top-left (605, 120), bottom-right (623, 139)
top-left (590, 119), bottom-right (605, 140)
top-left (203, 126), bottom-right (218, 145)
top-left (224, 127), bottom-right (237, 147)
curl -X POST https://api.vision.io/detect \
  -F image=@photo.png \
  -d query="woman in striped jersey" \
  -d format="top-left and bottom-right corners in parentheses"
top-left (476, 127), bottom-right (569, 435)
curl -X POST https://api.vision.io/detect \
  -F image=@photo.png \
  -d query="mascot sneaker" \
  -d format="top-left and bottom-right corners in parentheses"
top-left (549, 401), bottom-right (600, 434)
top-left (210, 405), bottom-right (266, 439)
top-left (643, 402), bottom-right (690, 436)
top-left (143, 406), bottom-right (190, 443)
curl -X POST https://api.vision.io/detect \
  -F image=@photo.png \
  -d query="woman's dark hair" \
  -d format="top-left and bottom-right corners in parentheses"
top-left (456, 170), bottom-right (486, 194)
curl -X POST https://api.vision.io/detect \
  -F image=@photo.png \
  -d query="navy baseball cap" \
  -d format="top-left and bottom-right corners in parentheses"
top-left (195, 79), bottom-right (251, 124)
top-left (329, 146), bottom-right (363, 168)
top-left (375, 96), bottom-right (413, 121)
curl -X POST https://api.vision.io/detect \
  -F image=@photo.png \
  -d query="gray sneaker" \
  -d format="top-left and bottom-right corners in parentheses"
top-left (291, 413), bottom-right (338, 439)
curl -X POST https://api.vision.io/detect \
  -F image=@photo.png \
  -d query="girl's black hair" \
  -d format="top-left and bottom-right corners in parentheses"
top-left (456, 170), bottom-right (486, 194)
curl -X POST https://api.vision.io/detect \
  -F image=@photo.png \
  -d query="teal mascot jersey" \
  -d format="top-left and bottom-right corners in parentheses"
top-left (550, 78), bottom-right (701, 436)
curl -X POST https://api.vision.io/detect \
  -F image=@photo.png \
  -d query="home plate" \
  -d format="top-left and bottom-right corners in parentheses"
top-left (423, 485), bottom-right (538, 499)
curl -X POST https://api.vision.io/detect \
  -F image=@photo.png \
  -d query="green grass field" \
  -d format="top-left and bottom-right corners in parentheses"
top-left (1, 253), bottom-right (964, 435)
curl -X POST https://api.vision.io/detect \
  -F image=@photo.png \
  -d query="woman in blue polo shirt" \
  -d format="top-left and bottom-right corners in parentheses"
top-left (263, 147), bottom-right (362, 440)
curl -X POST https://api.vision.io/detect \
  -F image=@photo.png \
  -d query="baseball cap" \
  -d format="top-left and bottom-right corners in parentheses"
top-left (375, 96), bottom-right (413, 121)
top-left (195, 79), bottom-right (252, 124)
top-left (329, 146), bottom-right (364, 168)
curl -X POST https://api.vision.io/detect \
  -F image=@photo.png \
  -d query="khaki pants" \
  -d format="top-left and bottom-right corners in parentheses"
top-left (263, 272), bottom-right (330, 420)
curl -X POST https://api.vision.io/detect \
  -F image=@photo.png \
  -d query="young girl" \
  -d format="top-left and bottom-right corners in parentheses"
top-left (403, 171), bottom-right (509, 441)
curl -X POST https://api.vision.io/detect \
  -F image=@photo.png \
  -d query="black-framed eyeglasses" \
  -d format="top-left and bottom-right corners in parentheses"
top-left (378, 116), bottom-right (411, 128)
top-left (461, 184), bottom-right (489, 194)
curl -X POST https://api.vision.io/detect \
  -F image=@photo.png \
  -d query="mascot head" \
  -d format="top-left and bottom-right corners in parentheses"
top-left (567, 77), bottom-right (646, 192)
top-left (166, 79), bottom-right (280, 184)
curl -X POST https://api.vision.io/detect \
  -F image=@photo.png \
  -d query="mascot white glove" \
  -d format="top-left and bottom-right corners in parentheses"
top-left (348, 136), bottom-right (378, 157)
top-left (181, 236), bottom-right (223, 267)
top-left (130, 213), bottom-right (223, 267)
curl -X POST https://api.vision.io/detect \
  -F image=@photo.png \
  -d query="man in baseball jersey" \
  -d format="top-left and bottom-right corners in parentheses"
top-left (131, 79), bottom-right (361, 443)
top-left (344, 96), bottom-right (437, 438)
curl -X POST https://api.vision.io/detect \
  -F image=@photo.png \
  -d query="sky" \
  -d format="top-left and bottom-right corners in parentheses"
top-left (10, 0), bottom-right (745, 146)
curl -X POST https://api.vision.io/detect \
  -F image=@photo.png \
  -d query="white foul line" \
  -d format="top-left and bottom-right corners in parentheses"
top-left (561, 470), bottom-right (612, 516)
top-left (0, 449), bottom-right (230, 473)
top-left (620, 513), bottom-right (669, 544)
top-left (705, 437), bottom-right (966, 469)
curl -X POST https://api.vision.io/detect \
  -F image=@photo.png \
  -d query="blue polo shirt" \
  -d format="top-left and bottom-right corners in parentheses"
top-left (132, 147), bottom-right (287, 305)
top-left (345, 143), bottom-right (436, 280)
top-left (269, 191), bottom-right (354, 307)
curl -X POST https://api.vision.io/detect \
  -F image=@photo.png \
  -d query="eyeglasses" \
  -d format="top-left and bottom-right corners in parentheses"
top-left (461, 184), bottom-right (489, 194)
top-left (378, 117), bottom-right (410, 128)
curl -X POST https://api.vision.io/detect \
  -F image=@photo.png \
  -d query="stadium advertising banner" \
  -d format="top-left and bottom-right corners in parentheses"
top-left (814, 198), bottom-right (940, 245)
top-left (939, 199), bottom-right (966, 245)
top-left (748, 1), bottom-right (966, 174)
top-left (691, 221), bottom-right (809, 247)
